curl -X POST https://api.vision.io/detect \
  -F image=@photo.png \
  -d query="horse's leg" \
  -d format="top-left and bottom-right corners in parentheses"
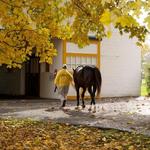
top-left (81, 88), bottom-right (86, 109)
top-left (92, 85), bottom-right (97, 113)
top-left (88, 86), bottom-right (92, 111)
top-left (75, 86), bottom-right (80, 109)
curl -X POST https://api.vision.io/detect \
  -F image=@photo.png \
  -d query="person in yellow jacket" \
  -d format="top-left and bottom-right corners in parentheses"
top-left (54, 64), bottom-right (73, 108)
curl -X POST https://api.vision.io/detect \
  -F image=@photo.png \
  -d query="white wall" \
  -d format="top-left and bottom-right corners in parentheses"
top-left (101, 28), bottom-right (141, 97)
top-left (66, 42), bottom-right (98, 97)
top-left (40, 39), bottom-right (63, 99)
top-left (66, 42), bottom-right (97, 54)
top-left (40, 29), bottom-right (142, 99)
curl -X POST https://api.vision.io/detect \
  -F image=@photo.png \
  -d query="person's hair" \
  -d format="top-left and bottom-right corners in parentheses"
top-left (62, 64), bottom-right (67, 69)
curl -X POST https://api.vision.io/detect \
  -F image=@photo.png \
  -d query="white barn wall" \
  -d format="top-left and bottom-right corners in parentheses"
top-left (101, 29), bottom-right (141, 97)
top-left (40, 30), bottom-right (141, 99)
top-left (66, 42), bottom-right (97, 54)
top-left (40, 39), bottom-right (63, 99)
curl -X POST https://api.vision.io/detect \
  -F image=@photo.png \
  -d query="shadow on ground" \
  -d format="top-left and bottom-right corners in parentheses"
top-left (0, 97), bottom-right (150, 136)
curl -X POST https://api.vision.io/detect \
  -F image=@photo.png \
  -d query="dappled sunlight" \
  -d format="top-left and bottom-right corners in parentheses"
top-left (1, 97), bottom-right (150, 137)
top-left (137, 109), bottom-right (150, 115)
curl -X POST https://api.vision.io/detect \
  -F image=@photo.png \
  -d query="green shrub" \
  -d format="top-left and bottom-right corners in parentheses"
top-left (144, 65), bottom-right (150, 96)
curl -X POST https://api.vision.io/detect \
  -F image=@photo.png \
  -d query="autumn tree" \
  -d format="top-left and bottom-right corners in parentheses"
top-left (65, 0), bottom-right (150, 46)
top-left (0, 0), bottom-right (150, 68)
top-left (0, 0), bottom-right (71, 68)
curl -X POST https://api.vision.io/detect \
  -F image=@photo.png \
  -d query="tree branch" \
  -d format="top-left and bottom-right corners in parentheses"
top-left (1, 40), bottom-right (26, 49)
top-left (0, 0), bottom-right (20, 8)
top-left (4, 28), bottom-right (38, 38)
top-left (71, 0), bottom-right (91, 16)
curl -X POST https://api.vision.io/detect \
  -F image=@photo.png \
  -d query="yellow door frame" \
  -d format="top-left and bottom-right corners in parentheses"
top-left (62, 40), bottom-right (101, 100)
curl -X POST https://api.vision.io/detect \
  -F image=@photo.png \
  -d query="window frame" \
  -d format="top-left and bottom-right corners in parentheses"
top-left (63, 40), bottom-right (100, 69)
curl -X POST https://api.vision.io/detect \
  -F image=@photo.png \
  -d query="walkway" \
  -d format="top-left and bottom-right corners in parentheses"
top-left (0, 97), bottom-right (150, 136)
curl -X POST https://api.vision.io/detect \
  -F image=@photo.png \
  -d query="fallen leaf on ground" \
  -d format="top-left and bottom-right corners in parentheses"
top-left (0, 118), bottom-right (150, 150)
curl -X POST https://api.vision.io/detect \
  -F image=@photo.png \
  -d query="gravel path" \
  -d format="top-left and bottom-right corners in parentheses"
top-left (0, 97), bottom-right (150, 136)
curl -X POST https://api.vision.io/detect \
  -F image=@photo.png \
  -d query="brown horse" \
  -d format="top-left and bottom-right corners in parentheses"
top-left (73, 65), bottom-right (102, 112)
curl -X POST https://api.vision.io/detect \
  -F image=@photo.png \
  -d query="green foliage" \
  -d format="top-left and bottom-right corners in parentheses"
top-left (141, 79), bottom-right (148, 96)
top-left (145, 72), bottom-right (150, 96)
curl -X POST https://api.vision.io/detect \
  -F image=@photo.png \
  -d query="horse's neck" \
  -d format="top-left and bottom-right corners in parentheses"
top-left (76, 66), bottom-right (84, 72)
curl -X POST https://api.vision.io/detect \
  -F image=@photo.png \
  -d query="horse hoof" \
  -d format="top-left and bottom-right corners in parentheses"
top-left (88, 108), bottom-right (92, 112)
top-left (82, 105), bottom-right (86, 109)
top-left (92, 110), bottom-right (96, 113)
top-left (75, 106), bottom-right (80, 110)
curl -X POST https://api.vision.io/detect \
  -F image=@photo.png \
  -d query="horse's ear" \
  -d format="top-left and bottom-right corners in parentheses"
top-left (72, 68), bottom-right (75, 73)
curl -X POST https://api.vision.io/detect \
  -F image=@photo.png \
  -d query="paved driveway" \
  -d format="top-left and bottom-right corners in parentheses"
top-left (0, 97), bottom-right (150, 136)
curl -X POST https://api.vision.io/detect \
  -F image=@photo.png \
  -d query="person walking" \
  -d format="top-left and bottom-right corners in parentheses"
top-left (54, 64), bottom-right (73, 108)
top-left (53, 69), bottom-right (58, 92)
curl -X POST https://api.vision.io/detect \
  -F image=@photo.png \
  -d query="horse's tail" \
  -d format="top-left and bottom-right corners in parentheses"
top-left (94, 67), bottom-right (102, 96)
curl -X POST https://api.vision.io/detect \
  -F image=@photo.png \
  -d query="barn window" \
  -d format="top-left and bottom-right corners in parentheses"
top-left (66, 54), bottom-right (97, 70)
top-left (63, 40), bottom-right (100, 70)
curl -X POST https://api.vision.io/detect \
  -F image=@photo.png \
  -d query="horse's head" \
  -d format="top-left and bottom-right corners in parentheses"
top-left (72, 68), bottom-right (76, 79)
top-left (72, 65), bottom-right (84, 81)
top-left (72, 68), bottom-right (75, 73)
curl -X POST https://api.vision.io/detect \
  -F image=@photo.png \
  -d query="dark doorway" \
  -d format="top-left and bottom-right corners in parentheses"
top-left (25, 56), bottom-right (40, 97)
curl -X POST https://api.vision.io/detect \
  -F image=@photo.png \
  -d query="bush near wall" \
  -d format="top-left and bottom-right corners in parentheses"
top-left (144, 64), bottom-right (150, 96)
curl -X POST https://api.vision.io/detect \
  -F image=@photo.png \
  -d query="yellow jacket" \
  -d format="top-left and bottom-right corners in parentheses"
top-left (54, 69), bottom-right (73, 87)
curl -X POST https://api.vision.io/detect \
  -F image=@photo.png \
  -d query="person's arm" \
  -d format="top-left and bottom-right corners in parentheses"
top-left (67, 71), bottom-right (73, 80)
top-left (54, 75), bottom-right (58, 85)
top-left (71, 80), bottom-right (75, 89)
top-left (54, 70), bottom-right (61, 85)
top-left (67, 71), bottom-right (75, 88)
top-left (54, 85), bottom-right (57, 92)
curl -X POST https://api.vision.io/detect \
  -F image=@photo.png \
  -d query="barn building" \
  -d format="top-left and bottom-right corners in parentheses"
top-left (0, 29), bottom-right (141, 99)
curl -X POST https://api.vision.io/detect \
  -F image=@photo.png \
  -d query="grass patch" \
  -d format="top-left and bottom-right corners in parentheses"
top-left (0, 118), bottom-right (150, 150)
top-left (141, 79), bottom-right (148, 96)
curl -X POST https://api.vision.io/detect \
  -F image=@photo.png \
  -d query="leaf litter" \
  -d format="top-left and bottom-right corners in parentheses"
top-left (0, 118), bottom-right (150, 150)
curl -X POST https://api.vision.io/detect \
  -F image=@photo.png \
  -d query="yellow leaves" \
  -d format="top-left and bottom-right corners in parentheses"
top-left (102, 137), bottom-right (107, 142)
top-left (36, 39), bottom-right (57, 64)
top-left (0, 0), bottom-right (149, 68)
top-left (99, 9), bottom-right (111, 26)
top-left (30, 0), bottom-right (46, 9)
top-left (59, 25), bottom-right (73, 40)
top-left (116, 16), bottom-right (130, 27)
top-left (99, 10), bottom-right (114, 39)
top-left (111, 8), bottom-right (121, 24)
top-left (0, 2), bottom-right (8, 17)
top-left (106, 30), bottom-right (112, 38)
top-left (0, 0), bottom-right (66, 68)
top-left (144, 16), bottom-right (150, 30)
top-left (13, 8), bottom-right (21, 15)
top-left (128, 0), bottom-right (142, 10)
top-left (0, 119), bottom-right (150, 150)
top-left (0, 46), bottom-right (27, 68)
top-left (101, 0), bottom-right (112, 6)
top-left (103, 142), bottom-right (122, 150)
top-left (12, 63), bottom-right (22, 69)
top-left (128, 145), bottom-right (135, 150)
top-left (38, 28), bottom-right (50, 36)
top-left (116, 15), bottom-right (139, 27)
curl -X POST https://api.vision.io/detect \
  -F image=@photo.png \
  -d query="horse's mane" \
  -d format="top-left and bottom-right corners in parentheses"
top-left (75, 65), bottom-right (96, 71)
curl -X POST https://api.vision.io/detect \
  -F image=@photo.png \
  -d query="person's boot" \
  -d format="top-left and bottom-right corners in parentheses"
top-left (62, 100), bottom-right (66, 107)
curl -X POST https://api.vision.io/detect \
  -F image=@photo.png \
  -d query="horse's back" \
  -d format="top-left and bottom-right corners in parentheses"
top-left (74, 65), bottom-right (101, 86)
top-left (76, 65), bottom-right (97, 72)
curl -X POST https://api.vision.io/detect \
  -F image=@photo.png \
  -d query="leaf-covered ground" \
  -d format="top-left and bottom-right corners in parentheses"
top-left (0, 119), bottom-right (150, 150)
